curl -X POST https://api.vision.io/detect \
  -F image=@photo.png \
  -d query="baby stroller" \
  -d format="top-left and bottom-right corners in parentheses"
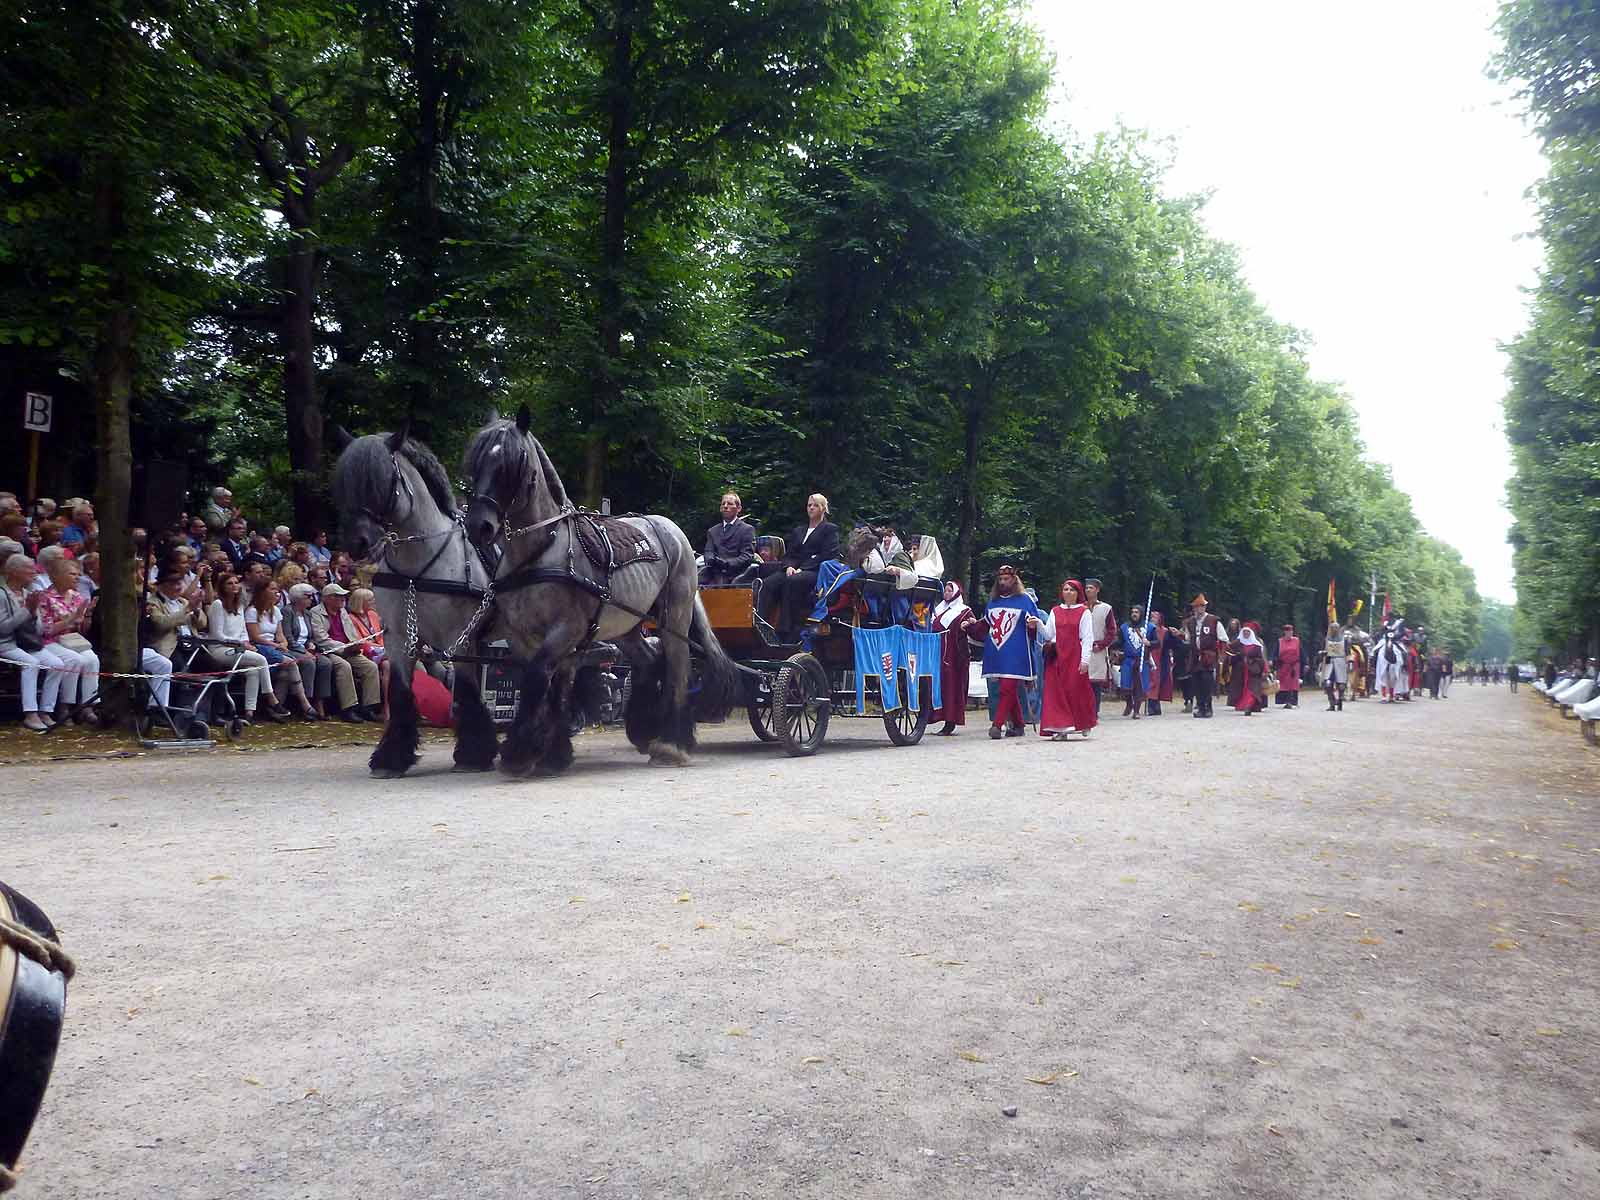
top-left (135, 634), bottom-right (246, 745)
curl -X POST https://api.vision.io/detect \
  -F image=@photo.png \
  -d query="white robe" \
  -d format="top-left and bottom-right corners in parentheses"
top-left (1085, 601), bottom-right (1114, 683)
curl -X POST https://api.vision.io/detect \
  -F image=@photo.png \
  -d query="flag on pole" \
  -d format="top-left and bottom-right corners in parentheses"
top-left (1326, 580), bottom-right (1337, 627)
top-left (1350, 598), bottom-right (1364, 619)
top-left (1381, 593), bottom-right (1391, 621)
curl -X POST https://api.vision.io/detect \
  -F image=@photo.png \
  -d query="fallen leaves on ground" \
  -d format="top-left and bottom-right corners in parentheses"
top-left (801, 1056), bottom-right (825, 1065)
top-left (1025, 1070), bottom-right (1077, 1085)
top-left (1534, 1027), bottom-right (1562, 1037)
top-left (1250, 963), bottom-right (1282, 974)
top-left (956, 1049), bottom-right (986, 1063)
top-left (1237, 900), bottom-right (1261, 913)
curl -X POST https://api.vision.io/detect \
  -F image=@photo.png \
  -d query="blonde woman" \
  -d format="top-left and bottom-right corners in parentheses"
top-left (752, 492), bottom-right (840, 637)
top-left (345, 587), bottom-right (390, 714)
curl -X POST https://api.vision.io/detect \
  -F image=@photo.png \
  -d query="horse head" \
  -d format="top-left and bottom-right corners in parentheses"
top-left (332, 428), bottom-right (455, 561)
top-left (462, 404), bottom-right (570, 549)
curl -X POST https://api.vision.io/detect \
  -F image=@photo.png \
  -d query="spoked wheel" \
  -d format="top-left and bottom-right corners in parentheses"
top-left (746, 674), bottom-right (779, 743)
top-left (883, 672), bottom-right (930, 746)
top-left (773, 653), bottom-right (830, 757)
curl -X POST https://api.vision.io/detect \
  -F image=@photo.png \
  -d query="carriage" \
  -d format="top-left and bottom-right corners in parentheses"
top-left (699, 552), bottom-right (946, 757)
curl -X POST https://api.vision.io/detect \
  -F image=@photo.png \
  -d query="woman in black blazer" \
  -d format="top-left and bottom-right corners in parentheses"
top-left (753, 493), bottom-right (839, 636)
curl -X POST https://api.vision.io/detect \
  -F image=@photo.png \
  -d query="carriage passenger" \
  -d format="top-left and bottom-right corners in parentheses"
top-left (700, 491), bottom-right (756, 585)
top-left (751, 493), bottom-right (839, 639)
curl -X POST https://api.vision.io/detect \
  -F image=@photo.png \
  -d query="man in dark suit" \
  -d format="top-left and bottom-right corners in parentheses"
top-left (701, 491), bottom-right (756, 585)
top-left (753, 493), bottom-right (839, 637)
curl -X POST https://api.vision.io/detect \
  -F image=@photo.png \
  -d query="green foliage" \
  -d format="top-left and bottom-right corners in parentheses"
top-left (1494, 0), bottom-right (1600, 655)
top-left (0, 0), bottom-right (1484, 642)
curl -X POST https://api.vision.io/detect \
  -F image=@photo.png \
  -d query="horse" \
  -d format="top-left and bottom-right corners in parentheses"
top-left (460, 406), bottom-right (741, 773)
top-left (331, 426), bottom-right (502, 776)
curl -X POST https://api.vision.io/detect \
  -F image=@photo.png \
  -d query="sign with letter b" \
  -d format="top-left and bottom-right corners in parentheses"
top-left (23, 392), bottom-right (52, 433)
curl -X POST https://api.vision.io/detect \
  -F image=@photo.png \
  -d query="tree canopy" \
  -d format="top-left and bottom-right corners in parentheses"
top-left (2, 0), bottom-right (1487, 675)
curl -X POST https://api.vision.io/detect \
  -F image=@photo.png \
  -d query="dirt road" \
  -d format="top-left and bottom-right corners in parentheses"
top-left (4, 685), bottom-right (1597, 1198)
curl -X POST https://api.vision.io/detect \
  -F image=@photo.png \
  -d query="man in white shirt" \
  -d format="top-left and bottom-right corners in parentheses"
top-left (1084, 578), bottom-right (1116, 709)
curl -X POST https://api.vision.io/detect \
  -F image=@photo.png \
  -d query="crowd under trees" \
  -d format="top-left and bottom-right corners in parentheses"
top-left (1495, 0), bottom-right (1600, 661)
top-left (2, 0), bottom-right (1489, 706)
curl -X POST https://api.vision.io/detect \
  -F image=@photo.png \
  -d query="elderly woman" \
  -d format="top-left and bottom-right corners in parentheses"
top-left (279, 582), bottom-right (328, 719)
top-left (35, 553), bottom-right (100, 725)
top-left (247, 579), bottom-right (317, 719)
top-left (205, 571), bottom-right (285, 723)
top-left (344, 587), bottom-right (389, 713)
top-left (0, 553), bottom-right (65, 732)
top-left (272, 559), bottom-right (306, 594)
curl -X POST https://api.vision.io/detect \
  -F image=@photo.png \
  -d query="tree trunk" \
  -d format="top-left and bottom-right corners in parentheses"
top-left (407, 0), bottom-right (444, 434)
top-left (91, 182), bottom-right (137, 720)
top-left (586, 0), bottom-right (635, 508)
top-left (953, 376), bottom-right (986, 596)
top-left (280, 213), bottom-right (326, 534)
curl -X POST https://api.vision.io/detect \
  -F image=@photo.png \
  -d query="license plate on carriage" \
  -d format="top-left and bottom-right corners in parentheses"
top-left (479, 641), bottom-right (519, 723)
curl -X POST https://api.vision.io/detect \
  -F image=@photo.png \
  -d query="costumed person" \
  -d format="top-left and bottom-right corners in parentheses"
top-left (1182, 593), bottom-right (1224, 718)
top-left (1373, 614), bottom-right (1408, 701)
top-left (1440, 652), bottom-right (1454, 698)
top-left (1147, 609), bottom-right (1175, 716)
top-left (1424, 650), bottom-right (1443, 699)
top-left (1348, 636), bottom-right (1368, 699)
top-left (1083, 578), bottom-right (1116, 710)
top-left (1322, 623), bottom-right (1349, 711)
top-left (1037, 578), bottom-right (1097, 740)
top-left (1237, 622), bottom-right (1268, 714)
top-left (1118, 604), bottom-right (1155, 719)
top-left (930, 581), bottom-right (980, 735)
top-left (1273, 623), bottom-right (1302, 708)
top-left (980, 564), bottom-right (1041, 739)
top-left (701, 491), bottom-right (755, 585)
top-left (1225, 618), bottom-right (1247, 710)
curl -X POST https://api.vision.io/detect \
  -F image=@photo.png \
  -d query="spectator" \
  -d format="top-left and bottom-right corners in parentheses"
top-left (272, 560), bottom-right (306, 593)
top-left (221, 516), bottom-right (248, 568)
top-left (35, 518), bottom-right (64, 552)
top-left (204, 571), bottom-right (284, 723)
top-left (247, 580), bottom-right (317, 720)
top-left (280, 582), bottom-right (329, 719)
top-left (1, 511), bottom-right (34, 556)
top-left (32, 544), bottom-right (66, 592)
top-left (307, 582), bottom-right (381, 722)
top-left (186, 516), bottom-right (209, 550)
top-left (77, 552), bottom-right (100, 604)
top-left (1, 553), bottom-right (64, 732)
top-left (36, 553), bottom-right (100, 726)
top-left (32, 498), bottom-right (57, 525)
top-left (330, 551), bottom-right (355, 589)
top-left (0, 537), bottom-right (21, 563)
top-left (201, 486), bottom-right (235, 535)
top-left (308, 530), bottom-right (332, 565)
top-left (58, 500), bottom-right (95, 549)
top-left (0, 492), bottom-right (18, 516)
top-left (269, 526), bottom-right (292, 563)
top-left (345, 587), bottom-right (389, 714)
top-left (240, 559), bottom-right (272, 595)
top-left (286, 541), bottom-right (312, 569)
top-left (307, 564), bottom-right (331, 595)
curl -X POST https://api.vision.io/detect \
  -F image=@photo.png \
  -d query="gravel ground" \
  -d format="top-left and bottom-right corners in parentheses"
top-left (4, 684), bottom-right (1597, 1199)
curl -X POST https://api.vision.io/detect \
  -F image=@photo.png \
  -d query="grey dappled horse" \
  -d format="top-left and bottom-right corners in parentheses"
top-left (332, 427), bottom-right (501, 776)
top-left (461, 407), bottom-right (740, 773)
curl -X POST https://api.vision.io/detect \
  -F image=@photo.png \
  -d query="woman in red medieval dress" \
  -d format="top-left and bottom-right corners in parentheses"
top-left (1038, 579), bottom-right (1098, 740)
top-left (1146, 609), bottom-right (1175, 716)
top-left (932, 581), bottom-right (980, 735)
top-left (1236, 622), bottom-right (1269, 715)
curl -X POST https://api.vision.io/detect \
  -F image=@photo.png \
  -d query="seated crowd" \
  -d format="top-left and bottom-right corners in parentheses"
top-left (0, 486), bottom-right (388, 734)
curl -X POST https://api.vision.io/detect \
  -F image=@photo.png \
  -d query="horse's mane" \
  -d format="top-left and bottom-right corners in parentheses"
top-left (332, 432), bottom-right (459, 523)
top-left (845, 526), bottom-right (878, 570)
top-left (397, 438), bottom-right (458, 520)
top-left (462, 416), bottom-right (570, 516)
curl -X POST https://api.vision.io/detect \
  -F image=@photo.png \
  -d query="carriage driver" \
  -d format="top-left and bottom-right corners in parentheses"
top-left (700, 490), bottom-right (756, 585)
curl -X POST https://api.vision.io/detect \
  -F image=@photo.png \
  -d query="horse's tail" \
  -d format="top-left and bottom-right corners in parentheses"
top-left (689, 592), bottom-right (741, 722)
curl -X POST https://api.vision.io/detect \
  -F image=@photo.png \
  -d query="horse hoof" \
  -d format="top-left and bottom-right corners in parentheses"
top-left (452, 761), bottom-right (496, 773)
top-left (370, 768), bottom-right (408, 779)
top-left (647, 741), bottom-right (691, 767)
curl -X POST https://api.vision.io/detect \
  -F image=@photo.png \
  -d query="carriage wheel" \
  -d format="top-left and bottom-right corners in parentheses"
top-left (883, 672), bottom-right (930, 746)
top-left (774, 654), bottom-right (830, 757)
top-left (746, 674), bottom-right (779, 742)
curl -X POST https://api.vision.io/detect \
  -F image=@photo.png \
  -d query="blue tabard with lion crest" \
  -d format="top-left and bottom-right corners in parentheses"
top-left (980, 593), bottom-right (1041, 681)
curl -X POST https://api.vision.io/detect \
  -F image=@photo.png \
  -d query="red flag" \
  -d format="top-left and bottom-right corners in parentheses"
top-left (1381, 593), bottom-right (1391, 621)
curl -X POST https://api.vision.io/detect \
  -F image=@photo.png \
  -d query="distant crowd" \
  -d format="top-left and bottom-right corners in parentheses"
top-left (0, 486), bottom-right (389, 734)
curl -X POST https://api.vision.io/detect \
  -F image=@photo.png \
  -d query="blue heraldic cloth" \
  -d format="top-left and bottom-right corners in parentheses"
top-left (853, 625), bottom-right (943, 713)
top-left (980, 593), bottom-right (1041, 681)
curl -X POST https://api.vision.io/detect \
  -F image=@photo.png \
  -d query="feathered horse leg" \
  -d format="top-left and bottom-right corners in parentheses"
top-left (451, 657), bottom-right (499, 771)
top-left (369, 645), bottom-right (421, 777)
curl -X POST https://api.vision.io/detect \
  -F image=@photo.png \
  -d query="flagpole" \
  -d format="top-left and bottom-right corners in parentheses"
top-left (1135, 572), bottom-right (1156, 701)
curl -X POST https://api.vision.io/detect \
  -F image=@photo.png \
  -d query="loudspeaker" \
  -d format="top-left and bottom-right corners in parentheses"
top-left (132, 459), bottom-right (189, 532)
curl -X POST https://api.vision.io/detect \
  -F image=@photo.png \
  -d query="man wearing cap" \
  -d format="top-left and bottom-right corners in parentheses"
top-left (308, 582), bottom-right (382, 721)
top-left (1083, 578), bottom-right (1115, 710)
top-left (1273, 623), bottom-right (1301, 708)
top-left (1181, 593), bottom-right (1224, 718)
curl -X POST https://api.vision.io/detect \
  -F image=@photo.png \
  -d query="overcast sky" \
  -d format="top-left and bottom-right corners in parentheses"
top-left (1029, 1), bottom-right (1544, 601)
